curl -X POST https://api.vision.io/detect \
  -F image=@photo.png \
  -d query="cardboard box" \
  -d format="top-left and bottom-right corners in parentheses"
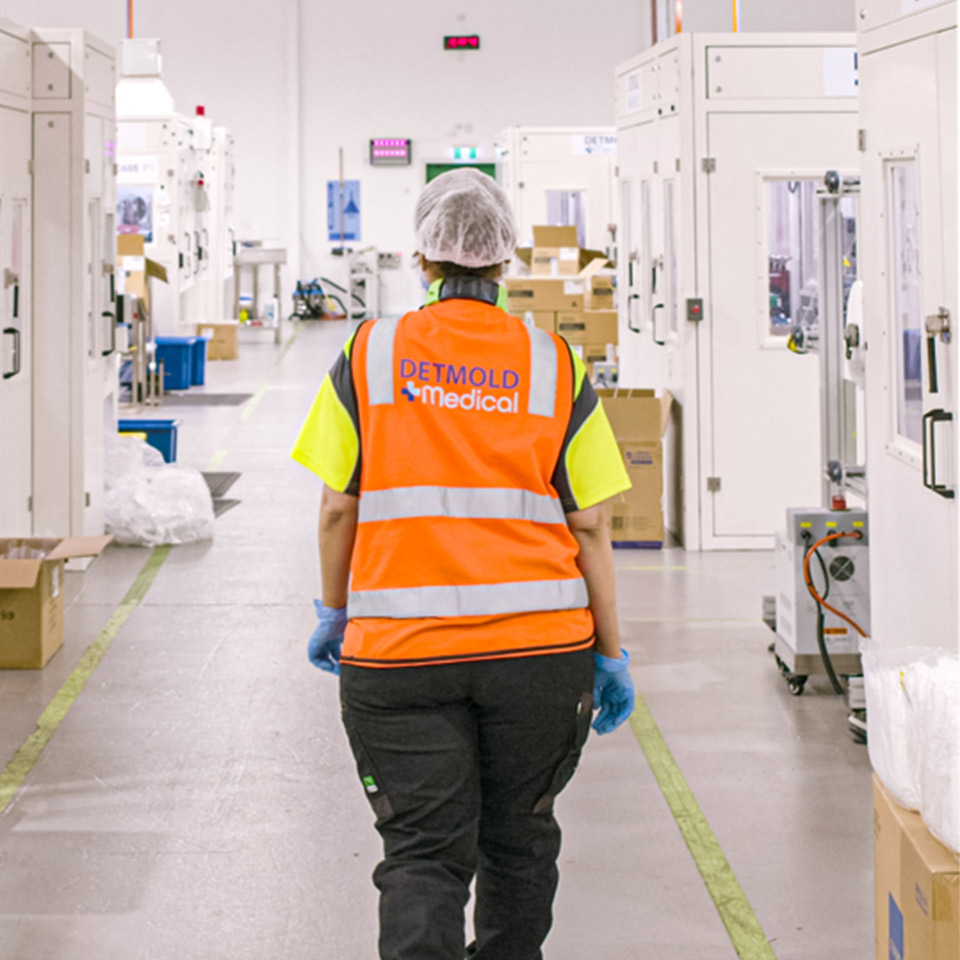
top-left (0, 537), bottom-right (112, 669)
top-left (118, 234), bottom-right (168, 313)
top-left (556, 309), bottom-right (619, 346)
top-left (516, 227), bottom-right (614, 278)
top-left (505, 276), bottom-right (584, 313)
top-left (581, 258), bottom-right (617, 310)
top-left (596, 389), bottom-right (672, 548)
top-left (197, 320), bottom-right (239, 361)
top-left (874, 776), bottom-right (960, 960)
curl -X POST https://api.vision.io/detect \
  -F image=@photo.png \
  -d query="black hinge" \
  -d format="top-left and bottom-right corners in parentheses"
top-left (707, 477), bottom-right (721, 492)
top-left (702, 158), bottom-right (716, 173)
top-left (857, 129), bottom-right (866, 152)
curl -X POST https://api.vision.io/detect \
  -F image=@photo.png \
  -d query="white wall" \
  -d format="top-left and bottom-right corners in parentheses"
top-left (297, 0), bottom-right (646, 315)
top-left (647, 0), bottom-right (856, 40)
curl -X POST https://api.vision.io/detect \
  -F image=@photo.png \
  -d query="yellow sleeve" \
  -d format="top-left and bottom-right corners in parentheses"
top-left (291, 336), bottom-right (361, 493)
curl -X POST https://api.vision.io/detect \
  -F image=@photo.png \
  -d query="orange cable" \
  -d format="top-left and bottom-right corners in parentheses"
top-left (803, 531), bottom-right (867, 638)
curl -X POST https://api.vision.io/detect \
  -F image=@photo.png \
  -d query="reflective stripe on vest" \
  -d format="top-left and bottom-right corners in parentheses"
top-left (366, 316), bottom-right (401, 405)
top-left (359, 486), bottom-right (566, 525)
top-left (365, 315), bottom-right (558, 415)
top-left (348, 577), bottom-right (589, 620)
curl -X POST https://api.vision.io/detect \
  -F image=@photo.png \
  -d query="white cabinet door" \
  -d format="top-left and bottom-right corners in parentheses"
top-left (860, 25), bottom-right (957, 653)
top-left (703, 111), bottom-right (857, 546)
top-left (0, 104), bottom-right (31, 535)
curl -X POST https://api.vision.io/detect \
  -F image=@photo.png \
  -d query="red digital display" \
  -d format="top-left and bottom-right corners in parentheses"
top-left (444, 35), bottom-right (480, 50)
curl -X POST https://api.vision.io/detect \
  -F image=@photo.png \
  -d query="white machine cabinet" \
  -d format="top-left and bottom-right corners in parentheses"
top-left (495, 126), bottom-right (617, 253)
top-left (206, 125), bottom-right (236, 323)
top-left (615, 34), bottom-right (859, 549)
top-left (0, 19), bottom-right (32, 536)
top-left (858, 0), bottom-right (957, 654)
top-left (31, 29), bottom-right (118, 539)
top-left (116, 39), bottom-right (213, 336)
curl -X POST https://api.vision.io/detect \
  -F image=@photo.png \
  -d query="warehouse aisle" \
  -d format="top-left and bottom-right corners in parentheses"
top-left (0, 322), bottom-right (873, 960)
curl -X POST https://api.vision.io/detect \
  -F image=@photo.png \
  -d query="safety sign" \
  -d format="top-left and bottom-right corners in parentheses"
top-left (328, 180), bottom-right (362, 243)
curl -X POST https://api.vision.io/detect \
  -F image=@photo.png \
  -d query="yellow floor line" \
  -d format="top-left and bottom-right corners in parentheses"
top-left (240, 323), bottom-right (304, 422)
top-left (629, 693), bottom-right (778, 959)
top-left (0, 546), bottom-right (171, 816)
top-left (2, 330), bottom-right (305, 817)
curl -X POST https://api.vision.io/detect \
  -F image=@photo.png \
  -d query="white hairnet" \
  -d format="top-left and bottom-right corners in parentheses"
top-left (414, 168), bottom-right (517, 268)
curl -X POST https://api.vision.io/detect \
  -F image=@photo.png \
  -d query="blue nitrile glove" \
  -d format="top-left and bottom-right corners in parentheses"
top-left (592, 649), bottom-right (635, 735)
top-left (308, 600), bottom-right (348, 673)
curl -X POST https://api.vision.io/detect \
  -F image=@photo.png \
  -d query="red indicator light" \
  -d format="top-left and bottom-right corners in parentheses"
top-left (444, 35), bottom-right (480, 50)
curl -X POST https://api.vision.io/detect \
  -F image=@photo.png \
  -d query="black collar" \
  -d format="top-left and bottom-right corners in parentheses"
top-left (437, 276), bottom-right (501, 306)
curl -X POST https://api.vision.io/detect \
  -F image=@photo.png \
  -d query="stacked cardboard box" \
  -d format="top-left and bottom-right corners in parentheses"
top-left (596, 390), bottom-right (672, 549)
top-left (874, 776), bottom-right (959, 960)
top-left (196, 321), bottom-right (239, 360)
top-left (506, 227), bottom-right (618, 380)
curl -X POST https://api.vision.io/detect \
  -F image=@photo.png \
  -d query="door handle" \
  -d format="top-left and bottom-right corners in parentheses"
top-left (627, 294), bottom-right (642, 333)
top-left (922, 408), bottom-right (955, 499)
top-left (925, 307), bottom-right (951, 395)
top-left (652, 303), bottom-right (666, 345)
top-left (102, 311), bottom-right (116, 357)
top-left (3, 326), bottom-right (21, 380)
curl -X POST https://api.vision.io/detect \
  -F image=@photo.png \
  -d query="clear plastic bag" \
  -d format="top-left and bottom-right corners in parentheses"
top-left (862, 643), bottom-right (941, 811)
top-left (904, 656), bottom-right (960, 853)
top-left (104, 434), bottom-right (214, 546)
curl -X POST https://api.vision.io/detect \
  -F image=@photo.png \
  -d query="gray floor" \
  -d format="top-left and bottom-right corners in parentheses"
top-left (0, 321), bottom-right (874, 960)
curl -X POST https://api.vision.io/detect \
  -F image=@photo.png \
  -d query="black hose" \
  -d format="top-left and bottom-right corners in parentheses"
top-left (812, 547), bottom-right (845, 696)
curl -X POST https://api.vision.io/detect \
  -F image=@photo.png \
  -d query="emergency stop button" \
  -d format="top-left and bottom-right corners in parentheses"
top-left (686, 298), bottom-right (704, 323)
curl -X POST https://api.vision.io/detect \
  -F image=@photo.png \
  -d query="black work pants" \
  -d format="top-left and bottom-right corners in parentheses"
top-left (340, 649), bottom-right (594, 960)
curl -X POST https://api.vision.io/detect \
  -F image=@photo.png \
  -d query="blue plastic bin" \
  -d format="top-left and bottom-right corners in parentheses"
top-left (154, 337), bottom-right (198, 391)
top-left (191, 337), bottom-right (211, 386)
top-left (118, 418), bottom-right (180, 463)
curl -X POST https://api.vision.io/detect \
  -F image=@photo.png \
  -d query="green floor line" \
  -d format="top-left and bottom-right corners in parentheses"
top-left (629, 693), bottom-right (778, 960)
top-left (0, 545), bottom-right (171, 816)
top-left (2, 328), bottom-right (308, 817)
top-left (240, 323), bottom-right (304, 422)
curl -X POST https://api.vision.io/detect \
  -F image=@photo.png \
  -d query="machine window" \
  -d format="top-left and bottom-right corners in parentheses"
top-left (766, 179), bottom-right (821, 339)
top-left (888, 161), bottom-right (923, 445)
top-left (546, 190), bottom-right (586, 248)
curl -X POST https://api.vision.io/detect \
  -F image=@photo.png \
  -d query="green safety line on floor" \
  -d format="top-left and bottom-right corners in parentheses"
top-left (207, 449), bottom-right (227, 471)
top-left (1, 334), bottom-right (305, 818)
top-left (629, 694), bottom-right (778, 960)
top-left (0, 545), bottom-right (171, 816)
top-left (240, 323), bottom-right (305, 422)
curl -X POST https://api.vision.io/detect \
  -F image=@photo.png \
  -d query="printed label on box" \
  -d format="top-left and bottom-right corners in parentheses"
top-left (122, 256), bottom-right (146, 273)
top-left (50, 565), bottom-right (60, 600)
top-left (563, 281), bottom-right (585, 295)
top-left (889, 894), bottom-right (904, 960)
top-left (559, 247), bottom-right (579, 261)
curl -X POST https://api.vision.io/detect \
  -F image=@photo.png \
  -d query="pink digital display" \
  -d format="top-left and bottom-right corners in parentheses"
top-left (444, 35), bottom-right (480, 50)
top-left (370, 139), bottom-right (411, 165)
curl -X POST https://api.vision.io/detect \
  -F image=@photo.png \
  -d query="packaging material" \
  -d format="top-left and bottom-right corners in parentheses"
top-left (556, 309), bottom-right (619, 346)
top-left (504, 276), bottom-right (584, 313)
top-left (117, 234), bottom-right (168, 313)
top-left (595, 389), bottom-right (672, 548)
top-left (515, 226), bottom-right (613, 277)
top-left (580, 258), bottom-right (616, 310)
top-left (863, 643), bottom-right (941, 811)
top-left (104, 434), bottom-right (215, 547)
top-left (904, 656), bottom-right (960, 854)
top-left (874, 776), bottom-right (960, 960)
top-left (0, 536), bottom-right (112, 668)
top-left (197, 320), bottom-right (239, 361)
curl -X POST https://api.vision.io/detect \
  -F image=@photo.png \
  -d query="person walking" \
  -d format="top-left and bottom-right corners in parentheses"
top-left (292, 168), bottom-right (635, 960)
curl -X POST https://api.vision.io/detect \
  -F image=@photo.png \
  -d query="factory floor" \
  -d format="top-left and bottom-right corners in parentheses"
top-left (0, 320), bottom-right (874, 960)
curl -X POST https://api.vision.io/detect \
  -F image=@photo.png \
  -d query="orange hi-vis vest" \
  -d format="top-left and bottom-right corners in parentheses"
top-left (341, 295), bottom-right (595, 668)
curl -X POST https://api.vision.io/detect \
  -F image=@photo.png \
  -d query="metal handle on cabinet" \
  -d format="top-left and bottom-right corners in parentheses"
top-left (3, 326), bottom-right (21, 379)
top-left (102, 311), bottom-right (116, 357)
top-left (922, 408), bottom-right (955, 499)
top-left (627, 294), bottom-right (642, 333)
top-left (651, 303), bottom-right (666, 346)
